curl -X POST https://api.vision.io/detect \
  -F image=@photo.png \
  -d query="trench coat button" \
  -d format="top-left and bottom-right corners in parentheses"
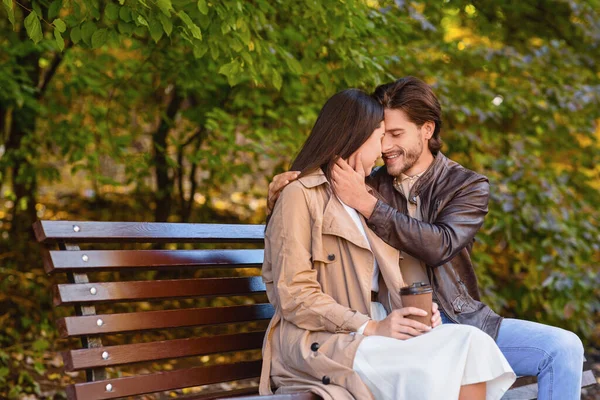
top-left (322, 376), bottom-right (331, 385)
top-left (310, 342), bottom-right (320, 352)
top-left (327, 254), bottom-right (335, 261)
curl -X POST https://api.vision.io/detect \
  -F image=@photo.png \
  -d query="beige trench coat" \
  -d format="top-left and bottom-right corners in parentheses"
top-left (260, 169), bottom-right (405, 400)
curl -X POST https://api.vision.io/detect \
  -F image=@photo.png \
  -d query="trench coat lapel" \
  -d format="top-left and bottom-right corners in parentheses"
top-left (321, 193), bottom-right (371, 251)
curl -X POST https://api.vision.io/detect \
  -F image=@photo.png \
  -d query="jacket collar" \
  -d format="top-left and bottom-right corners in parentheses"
top-left (410, 152), bottom-right (447, 198)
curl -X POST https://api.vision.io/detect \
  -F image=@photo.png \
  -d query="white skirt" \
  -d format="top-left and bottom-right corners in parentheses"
top-left (352, 303), bottom-right (516, 400)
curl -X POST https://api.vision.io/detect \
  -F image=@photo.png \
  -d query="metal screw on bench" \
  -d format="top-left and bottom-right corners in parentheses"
top-left (90, 287), bottom-right (97, 295)
top-left (73, 225), bottom-right (80, 232)
top-left (82, 254), bottom-right (89, 262)
top-left (102, 351), bottom-right (109, 360)
top-left (97, 318), bottom-right (104, 327)
top-left (105, 383), bottom-right (113, 392)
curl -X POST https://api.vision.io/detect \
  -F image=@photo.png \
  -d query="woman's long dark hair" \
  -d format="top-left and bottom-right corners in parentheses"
top-left (291, 88), bottom-right (384, 181)
top-left (266, 89), bottom-right (383, 227)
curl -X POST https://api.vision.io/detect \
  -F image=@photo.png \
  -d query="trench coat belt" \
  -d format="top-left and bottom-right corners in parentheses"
top-left (370, 291), bottom-right (378, 302)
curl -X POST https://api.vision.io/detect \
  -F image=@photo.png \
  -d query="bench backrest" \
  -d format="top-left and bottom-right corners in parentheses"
top-left (35, 220), bottom-right (270, 400)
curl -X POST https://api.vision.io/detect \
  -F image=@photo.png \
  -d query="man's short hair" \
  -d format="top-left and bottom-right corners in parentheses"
top-left (373, 77), bottom-right (443, 154)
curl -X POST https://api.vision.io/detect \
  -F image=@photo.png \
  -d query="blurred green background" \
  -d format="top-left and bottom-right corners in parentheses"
top-left (1, 0), bottom-right (599, 398)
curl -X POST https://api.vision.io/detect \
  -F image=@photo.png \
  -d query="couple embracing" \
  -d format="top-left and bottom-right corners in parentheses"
top-left (260, 77), bottom-right (584, 400)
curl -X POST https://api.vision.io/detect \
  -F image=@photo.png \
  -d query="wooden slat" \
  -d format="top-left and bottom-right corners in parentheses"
top-left (43, 249), bottom-right (264, 273)
top-left (63, 331), bottom-right (266, 371)
top-left (34, 221), bottom-right (265, 244)
top-left (54, 277), bottom-right (266, 306)
top-left (66, 360), bottom-right (262, 400)
top-left (57, 304), bottom-right (274, 337)
top-left (504, 368), bottom-right (596, 399)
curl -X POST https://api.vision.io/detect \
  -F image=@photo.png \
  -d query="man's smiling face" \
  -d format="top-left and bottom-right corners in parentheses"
top-left (381, 108), bottom-right (431, 177)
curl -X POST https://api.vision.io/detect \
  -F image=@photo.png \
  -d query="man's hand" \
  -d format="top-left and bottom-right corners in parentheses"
top-left (331, 153), bottom-right (377, 218)
top-left (267, 171), bottom-right (301, 214)
top-left (363, 307), bottom-right (431, 340)
top-left (431, 302), bottom-right (442, 328)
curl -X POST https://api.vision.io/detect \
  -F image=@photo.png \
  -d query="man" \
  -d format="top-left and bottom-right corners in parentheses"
top-left (268, 77), bottom-right (584, 399)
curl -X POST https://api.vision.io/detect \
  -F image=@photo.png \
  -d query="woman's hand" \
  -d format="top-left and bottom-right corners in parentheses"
top-left (431, 302), bottom-right (442, 328)
top-left (363, 307), bottom-right (431, 340)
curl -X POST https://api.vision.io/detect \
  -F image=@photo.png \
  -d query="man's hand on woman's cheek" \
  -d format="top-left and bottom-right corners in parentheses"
top-left (331, 155), bottom-right (377, 218)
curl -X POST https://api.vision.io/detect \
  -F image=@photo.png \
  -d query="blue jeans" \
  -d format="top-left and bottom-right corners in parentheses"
top-left (441, 313), bottom-right (584, 400)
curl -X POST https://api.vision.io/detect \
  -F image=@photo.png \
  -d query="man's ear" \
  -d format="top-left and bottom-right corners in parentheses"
top-left (422, 121), bottom-right (435, 140)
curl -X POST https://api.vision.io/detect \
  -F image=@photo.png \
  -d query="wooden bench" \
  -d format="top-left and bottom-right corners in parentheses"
top-left (34, 220), bottom-right (596, 400)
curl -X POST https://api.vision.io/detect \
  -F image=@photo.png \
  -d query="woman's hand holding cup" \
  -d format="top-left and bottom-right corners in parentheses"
top-left (364, 307), bottom-right (431, 340)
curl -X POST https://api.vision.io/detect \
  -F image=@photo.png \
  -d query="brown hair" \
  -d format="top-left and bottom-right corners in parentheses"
top-left (373, 76), bottom-right (443, 154)
top-left (291, 88), bottom-right (384, 181)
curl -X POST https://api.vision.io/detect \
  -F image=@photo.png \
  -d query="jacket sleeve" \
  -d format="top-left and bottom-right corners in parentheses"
top-left (366, 178), bottom-right (490, 267)
top-left (264, 183), bottom-right (370, 333)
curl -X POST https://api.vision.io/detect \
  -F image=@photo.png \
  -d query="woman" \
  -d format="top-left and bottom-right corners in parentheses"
top-left (260, 89), bottom-right (515, 400)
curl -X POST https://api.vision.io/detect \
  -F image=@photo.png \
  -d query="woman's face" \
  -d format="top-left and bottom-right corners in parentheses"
top-left (350, 122), bottom-right (385, 176)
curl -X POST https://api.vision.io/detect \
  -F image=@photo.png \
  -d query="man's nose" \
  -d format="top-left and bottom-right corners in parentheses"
top-left (381, 133), bottom-right (393, 153)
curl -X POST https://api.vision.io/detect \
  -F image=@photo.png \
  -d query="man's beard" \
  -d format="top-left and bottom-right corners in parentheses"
top-left (387, 142), bottom-right (423, 177)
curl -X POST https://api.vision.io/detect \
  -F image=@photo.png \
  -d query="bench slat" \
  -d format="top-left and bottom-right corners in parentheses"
top-left (65, 360), bottom-right (262, 400)
top-left (63, 331), bottom-right (265, 371)
top-left (34, 221), bottom-right (265, 244)
top-left (44, 249), bottom-right (264, 273)
top-left (54, 277), bottom-right (266, 305)
top-left (57, 304), bottom-right (274, 337)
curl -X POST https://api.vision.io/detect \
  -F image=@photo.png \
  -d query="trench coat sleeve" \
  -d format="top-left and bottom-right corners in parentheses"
top-left (265, 183), bottom-right (371, 333)
top-left (366, 178), bottom-right (489, 268)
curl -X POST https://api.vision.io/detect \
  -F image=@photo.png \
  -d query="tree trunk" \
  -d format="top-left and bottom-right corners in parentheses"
top-left (152, 89), bottom-right (183, 222)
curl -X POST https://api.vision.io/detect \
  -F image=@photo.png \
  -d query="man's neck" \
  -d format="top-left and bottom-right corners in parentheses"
top-left (403, 150), bottom-right (435, 177)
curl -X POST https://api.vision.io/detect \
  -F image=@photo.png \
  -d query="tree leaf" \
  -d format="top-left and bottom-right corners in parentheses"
top-left (148, 18), bottom-right (163, 43)
top-left (54, 28), bottom-right (65, 51)
top-left (156, 0), bottom-right (172, 16)
top-left (197, 0), bottom-right (208, 15)
top-left (178, 11), bottom-right (202, 40)
top-left (105, 3), bottom-right (119, 20)
top-left (70, 25), bottom-right (81, 43)
top-left (24, 11), bottom-right (43, 44)
top-left (158, 13), bottom-right (172, 36)
top-left (48, 0), bottom-right (62, 20)
top-left (137, 14), bottom-right (149, 27)
top-left (193, 42), bottom-right (208, 58)
top-left (2, 0), bottom-right (15, 29)
top-left (119, 6), bottom-right (132, 22)
top-left (272, 68), bottom-right (282, 90)
top-left (52, 18), bottom-right (66, 33)
top-left (284, 54), bottom-right (302, 74)
top-left (91, 28), bottom-right (109, 48)
top-left (81, 21), bottom-right (96, 45)
top-left (118, 21), bottom-right (134, 35)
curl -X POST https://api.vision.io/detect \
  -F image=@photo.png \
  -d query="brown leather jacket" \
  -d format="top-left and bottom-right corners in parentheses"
top-left (366, 152), bottom-right (503, 340)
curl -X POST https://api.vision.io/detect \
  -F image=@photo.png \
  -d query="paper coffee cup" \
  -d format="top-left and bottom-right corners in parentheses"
top-left (400, 282), bottom-right (433, 327)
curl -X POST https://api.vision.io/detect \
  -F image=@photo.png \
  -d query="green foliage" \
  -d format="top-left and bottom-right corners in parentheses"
top-left (0, 0), bottom-right (599, 396)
